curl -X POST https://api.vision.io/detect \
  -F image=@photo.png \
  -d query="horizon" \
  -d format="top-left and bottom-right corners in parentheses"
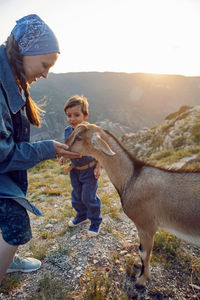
top-left (1, 0), bottom-right (200, 77)
top-left (49, 70), bottom-right (200, 78)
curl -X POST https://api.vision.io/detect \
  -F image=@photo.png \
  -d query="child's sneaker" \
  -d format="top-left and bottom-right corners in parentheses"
top-left (0, 294), bottom-right (7, 300)
top-left (87, 224), bottom-right (101, 237)
top-left (68, 218), bottom-right (88, 227)
top-left (6, 256), bottom-right (41, 273)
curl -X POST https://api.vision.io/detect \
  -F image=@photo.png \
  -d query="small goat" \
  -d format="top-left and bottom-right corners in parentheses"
top-left (66, 122), bottom-right (200, 287)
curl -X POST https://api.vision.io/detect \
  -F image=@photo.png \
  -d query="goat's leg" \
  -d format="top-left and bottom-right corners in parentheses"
top-left (135, 229), bottom-right (155, 288)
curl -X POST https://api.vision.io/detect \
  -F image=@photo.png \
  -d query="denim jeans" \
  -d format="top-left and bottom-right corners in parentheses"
top-left (70, 167), bottom-right (102, 226)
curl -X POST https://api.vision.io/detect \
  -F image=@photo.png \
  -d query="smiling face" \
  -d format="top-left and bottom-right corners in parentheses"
top-left (65, 105), bottom-right (88, 129)
top-left (23, 52), bottom-right (59, 83)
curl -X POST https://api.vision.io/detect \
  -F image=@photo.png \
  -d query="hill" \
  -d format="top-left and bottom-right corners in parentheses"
top-left (122, 105), bottom-right (200, 169)
top-left (0, 103), bottom-right (200, 299)
top-left (30, 72), bottom-right (200, 141)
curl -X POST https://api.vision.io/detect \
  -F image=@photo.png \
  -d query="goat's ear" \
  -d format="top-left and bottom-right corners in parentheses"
top-left (66, 124), bottom-right (87, 145)
top-left (75, 123), bottom-right (88, 135)
top-left (91, 134), bottom-right (116, 156)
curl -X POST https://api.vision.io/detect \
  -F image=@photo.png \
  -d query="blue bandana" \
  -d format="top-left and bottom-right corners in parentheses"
top-left (12, 14), bottom-right (60, 55)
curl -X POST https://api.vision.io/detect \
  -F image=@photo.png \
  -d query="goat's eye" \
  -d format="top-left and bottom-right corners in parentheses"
top-left (75, 136), bottom-right (82, 141)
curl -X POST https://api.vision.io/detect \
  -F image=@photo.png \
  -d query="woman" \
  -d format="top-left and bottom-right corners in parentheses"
top-left (0, 14), bottom-right (80, 284)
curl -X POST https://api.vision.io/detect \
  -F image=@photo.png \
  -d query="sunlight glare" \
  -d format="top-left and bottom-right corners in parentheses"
top-left (47, 0), bottom-right (200, 76)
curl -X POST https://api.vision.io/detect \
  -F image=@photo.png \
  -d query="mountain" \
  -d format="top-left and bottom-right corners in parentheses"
top-left (29, 72), bottom-right (200, 141)
top-left (121, 105), bottom-right (200, 169)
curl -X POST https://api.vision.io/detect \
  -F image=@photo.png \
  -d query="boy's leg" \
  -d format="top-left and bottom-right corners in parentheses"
top-left (81, 180), bottom-right (102, 228)
top-left (0, 235), bottom-right (17, 284)
top-left (70, 170), bottom-right (87, 222)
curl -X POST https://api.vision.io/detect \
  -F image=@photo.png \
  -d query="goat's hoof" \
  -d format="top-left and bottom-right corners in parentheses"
top-left (133, 258), bottom-right (142, 277)
top-left (135, 283), bottom-right (146, 290)
top-left (135, 277), bottom-right (147, 290)
top-left (134, 258), bottom-right (142, 269)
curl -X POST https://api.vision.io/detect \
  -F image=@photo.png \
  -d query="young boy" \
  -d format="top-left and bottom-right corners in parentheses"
top-left (60, 95), bottom-right (102, 237)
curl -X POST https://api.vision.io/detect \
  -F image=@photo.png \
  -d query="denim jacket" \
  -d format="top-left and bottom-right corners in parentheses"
top-left (0, 44), bottom-right (56, 215)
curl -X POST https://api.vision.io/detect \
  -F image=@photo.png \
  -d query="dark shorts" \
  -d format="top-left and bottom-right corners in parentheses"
top-left (0, 198), bottom-right (32, 246)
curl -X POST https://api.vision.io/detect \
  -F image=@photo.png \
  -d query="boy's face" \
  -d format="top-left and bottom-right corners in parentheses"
top-left (65, 105), bottom-right (88, 129)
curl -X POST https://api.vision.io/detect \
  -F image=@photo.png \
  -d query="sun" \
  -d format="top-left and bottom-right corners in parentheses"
top-left (48, 0), bottom-right (200, 76)
top-left (111, 0), bottom-right (200, 76)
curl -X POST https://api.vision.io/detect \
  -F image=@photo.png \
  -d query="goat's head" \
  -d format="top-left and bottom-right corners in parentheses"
top-left (66, 122), bottom-right (116, 157)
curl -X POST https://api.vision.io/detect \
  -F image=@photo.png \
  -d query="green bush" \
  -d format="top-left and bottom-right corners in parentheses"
top-left (172, 136), bottom-right (187, 148)
top-left (165, 105), bottom-right (192, 121)
top-left (150, 150), bottom-right (172, 161)
top-left (160, 122), bottom-right (174, 134)
top-left (152, 230), bottom-right (182, 268)
top-left (191, 124), bottom-right (200, 143)
top-left (30, 274), bottom-right (70, 300)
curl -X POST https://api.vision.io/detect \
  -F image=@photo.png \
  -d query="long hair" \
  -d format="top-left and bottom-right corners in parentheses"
top-left (5, 34), bottom-right (44, 127)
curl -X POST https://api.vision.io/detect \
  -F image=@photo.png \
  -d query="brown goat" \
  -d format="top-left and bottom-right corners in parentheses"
top-left (66, 121), bottom-right (200, 287)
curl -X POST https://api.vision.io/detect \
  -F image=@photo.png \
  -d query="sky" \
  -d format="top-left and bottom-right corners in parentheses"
top-left (1, 0), bottom-right (200, 76)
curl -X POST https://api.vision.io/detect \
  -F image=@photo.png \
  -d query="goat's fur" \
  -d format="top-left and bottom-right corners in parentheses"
top-left (66, 122), bottom-right (200, 287)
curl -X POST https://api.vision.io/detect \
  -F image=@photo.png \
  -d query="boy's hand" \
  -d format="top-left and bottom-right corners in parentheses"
top-left (59, 156), bottom-right (66, 166)
top-left (94, 161), bottom-right (101, 179)
top-left (53, 141), bottom-right (82, 159)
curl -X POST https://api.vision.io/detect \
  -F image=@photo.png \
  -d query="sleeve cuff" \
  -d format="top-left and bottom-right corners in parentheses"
top-left (33, 140), bottom-right (56, 161)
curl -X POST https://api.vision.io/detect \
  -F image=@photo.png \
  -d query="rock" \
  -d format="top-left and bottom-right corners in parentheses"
top-left (45, 223), bottom-right (53, 229)
top-left (93, 259), bottom-right (98, 264)
top-left (189, 284), bottom-right (200, 290)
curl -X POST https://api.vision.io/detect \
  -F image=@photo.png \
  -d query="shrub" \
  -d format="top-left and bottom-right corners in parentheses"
top-left (152, 230), bottom-right (182, 268)
top-left (0, 274), bottom-right (21, 294)
top-left (165, 105), bottom-right (192, 121)
top-left (150, 150), bottom-right (172, 161)
top-left (172, 136), bottom-right (187, 148)
top-left (191, 124), bottom-right (200, 143)
top-left (29, 273), bottom-right (70, 300)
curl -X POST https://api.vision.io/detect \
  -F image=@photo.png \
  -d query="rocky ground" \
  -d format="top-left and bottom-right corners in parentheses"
top-left (0, 175), bottom-right (200, 300)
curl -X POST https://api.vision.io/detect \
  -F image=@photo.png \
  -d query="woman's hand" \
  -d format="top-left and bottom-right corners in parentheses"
top-left (53, 141), bottom-right (81, 159)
